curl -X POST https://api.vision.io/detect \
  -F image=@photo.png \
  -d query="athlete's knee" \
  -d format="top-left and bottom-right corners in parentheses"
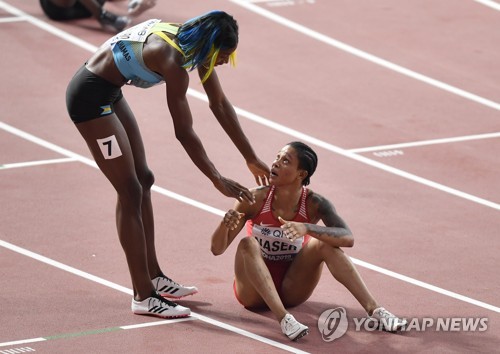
top-left (317, 240), bottom-right (345, 258)
top-left (139, 168), bottom-right (155, 191)
top-left (321, 244), bottom-right (356, 273)
top-left (116, 177), bottom-right (144, 207)
top-left (237, 237), bottom-right (260, 256)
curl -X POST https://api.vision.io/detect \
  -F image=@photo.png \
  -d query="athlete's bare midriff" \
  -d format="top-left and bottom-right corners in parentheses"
top-left (86, 46), bottom-right (128, 87)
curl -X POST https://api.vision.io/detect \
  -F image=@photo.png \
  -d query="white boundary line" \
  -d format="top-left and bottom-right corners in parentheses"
top-left (0, 239), bottom-right (309, 354)
top-left (473, 0), bottom-right (500, 10)
top-left (229, 0), bottom-right (500, 111)
top-left (0, 338), bottom-right (46, 348)
top-left (0, 1), bottom-right (97, 52)
top-left (0, 157), bottom-right (77, 169)
top-left (0, 0), bottom-right (499, 307)
top-left (1, 122), bottom-right (499, 314)
top-left (1, 0), bottom-right (498, 211)
top-left (0, 15), bottom-right (26, 23)
top-left (0, 121), bottom-right (223, 216)
top-left (348, 132), bottom-right (500, 153)
top-left (187, 90), bottom-right (500, 210)
top-left (0, 0), bottom-right (497, 339)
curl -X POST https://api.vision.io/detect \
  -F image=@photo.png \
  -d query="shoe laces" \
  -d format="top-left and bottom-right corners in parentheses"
top-left (373, 307), bottom-right (407, 332)
top-left (161, 275), bottom-right (182, 286)
top-left (150, 294), bottom-right (178, 308)
top-left (375, 308), bottom-right (394, 319)
top-left (282, 315), bottom-right (299, 332)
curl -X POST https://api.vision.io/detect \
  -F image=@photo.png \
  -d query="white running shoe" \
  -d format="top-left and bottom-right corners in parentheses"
top-left (280, 314), bottom-right (309, 341)
top-left (153, 275), bottom-right (198, 299)
top-left (131, 294), bottom-right (191, 318)
top-left (369, 307), bottom-right (407, 332)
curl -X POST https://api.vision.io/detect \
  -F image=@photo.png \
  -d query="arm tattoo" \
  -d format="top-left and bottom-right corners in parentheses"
top-left (306, 193), bottom-right (351, 238)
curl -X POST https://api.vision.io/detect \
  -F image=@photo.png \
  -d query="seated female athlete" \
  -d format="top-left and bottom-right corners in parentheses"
top-left (211, 141), bottom-right (406, 340)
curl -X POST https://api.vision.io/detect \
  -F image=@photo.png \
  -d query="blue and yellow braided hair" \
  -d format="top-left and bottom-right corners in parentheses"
top-left (177, 10), bottom-right (238, 83)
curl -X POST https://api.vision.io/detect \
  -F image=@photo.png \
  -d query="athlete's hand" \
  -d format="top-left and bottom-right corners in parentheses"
top-left (278, 216), bottom-right (307, 242)
top-left (214, 176), bottom-right (255, 204)
top-left (247, 158), bottom-right (270, 186)
top-left (223, 209), bottom-right (245, 230)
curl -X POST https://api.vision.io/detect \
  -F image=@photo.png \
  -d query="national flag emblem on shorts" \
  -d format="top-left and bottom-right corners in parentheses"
top-left (100, 105), bottom-right (112, 116)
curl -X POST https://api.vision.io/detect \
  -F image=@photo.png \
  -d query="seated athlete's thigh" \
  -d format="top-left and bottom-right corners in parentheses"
top-left (280, 238), bottom-right (324, 307)
top-left (233, 239), bottom-right (267, 308)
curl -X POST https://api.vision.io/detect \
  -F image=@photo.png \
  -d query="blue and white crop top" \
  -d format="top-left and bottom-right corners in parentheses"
top-left (103, 19), bottom-right (184, 88)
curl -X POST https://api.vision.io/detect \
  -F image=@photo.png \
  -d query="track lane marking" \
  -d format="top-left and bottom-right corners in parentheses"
top-left (230, 0), bottom-right (500, 111)
top-left (0, 318), bottom-right (196, 348)
top-left (0, 2), bottom-right (498, 348)
top-left (473, 0), bottom-right (500, 10)
top-left (0, 157), bottom-right (77, 169)
top-left (0, 15), bottom-right (27, 23)
top-left (0, 1), bottom-right (498, 209)
top-left (348, 132), bottom-right (500, 153)
top-left (0, 239), bottom-right (309, 354)
top-left (187, 91), bottom-right (500, 210)
top-left (0, 130), bottom-right (498, 314)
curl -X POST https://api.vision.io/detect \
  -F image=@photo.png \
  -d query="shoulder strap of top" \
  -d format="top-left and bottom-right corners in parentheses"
top-left (150, 22), bottom-right (184, 56)
top-left (260, 185), bottom-right (275, 215)
top-left (298, 186), bottom-right (309, 219)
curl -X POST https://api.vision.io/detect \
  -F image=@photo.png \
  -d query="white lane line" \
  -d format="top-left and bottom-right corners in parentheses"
top-left (0, 0), bottom-right (97, 52)
top-left (0, 16), bottom-right (27, 23)
top-left (1, 124), bottom-right (499, 313)
top-left (229, 0), bottom-right (500, 111)
top-left (0, 319), bottom-right (196, 348)
top-left (0, 121), bottom-right (223, 216)
top-left (473, 0), bottom-right (500, 10)
top-left (0, 338), bottom-right (46, 348)
top-left (188, 91), bottom-right (500, 210)
top-left (348, 132), bottom-right (500, 153)
top-left (1, 123), bottom-right (499, 313)
top-left (353, 259), bottom-right (500, 313)
top-left (0, 157), bottom-right (77, 169)
top-left (1, 2), bottom-right (498, 210)
top-left (0, 239), bottom-right (309, 354)
top-left (0, 0), bottom-right (498, 315)
top-left (1, 228), bottom-right (499, 333)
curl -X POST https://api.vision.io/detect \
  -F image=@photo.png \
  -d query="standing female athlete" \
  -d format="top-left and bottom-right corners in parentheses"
top-left (66, 11), bottom-right (270, 318)
top-left (211, 142), bottom-right (406, 340)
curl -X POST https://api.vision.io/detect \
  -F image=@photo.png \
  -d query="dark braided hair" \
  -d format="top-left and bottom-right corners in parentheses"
top-left (177, 11), bottom-right (238, 76)
top-left (287, 141), bottom-right (318, 186)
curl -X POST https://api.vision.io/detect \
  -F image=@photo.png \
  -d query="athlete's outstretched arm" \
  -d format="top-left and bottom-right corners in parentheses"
top-left (149, 45), bottom-right (255, 203)
top-left (200, 67), bottom-right (270, 186)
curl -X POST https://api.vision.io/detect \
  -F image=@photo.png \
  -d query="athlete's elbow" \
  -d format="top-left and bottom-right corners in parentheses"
top-left (211, 246), bottom-right (225, 256)
top-left (211, 239), bottom-right (226, 256)
top-left (175, 131), bottom-right (190, 145)
top-left (344, 236), bottom-right (354, 247)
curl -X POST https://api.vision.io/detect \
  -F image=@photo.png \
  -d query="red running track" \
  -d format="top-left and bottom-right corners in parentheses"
top-left (1, 0), bottom-right (499, 353)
